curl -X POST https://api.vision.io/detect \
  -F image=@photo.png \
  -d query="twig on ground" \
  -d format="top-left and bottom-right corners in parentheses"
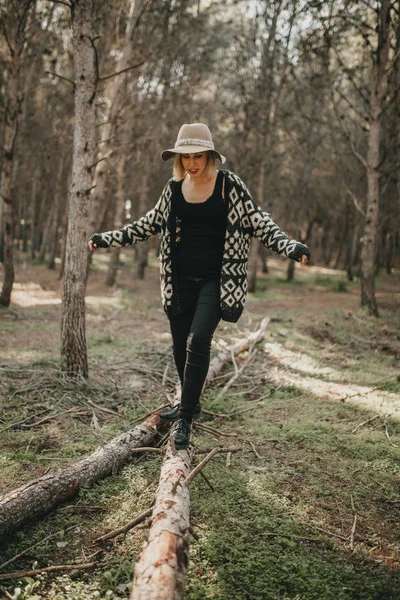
top-left (0, 585), bottom-right (13, 599)
top-left (129, 403), bottom-right (171, 425)
top-left (217, 347), bottom-right (258, 399)
top-left (199, 470), bottom-right (214, 491)
top-left (247, 440), bottom-right (264, 459)
top-left (0, 561), bottom-right (116, 581)
top-left (226, 452), bottom-right (232, 468)
top-left (229, 403), bottom-right (265, 417)
top-left (1, 408), bottom-right (52, 433)
top-left (201, 408), bottom-right (229, 419)
top-left (350, 514), bottom-right (358, 550)
top-left (195, 422), bottom-right (237, 438)
top-left (351, 415), bottom-right (379, 434)
top-left (131, 447), bottom-right (163, 455)
top-left (194, 446), bottom-right (241, 454)
top-left (302, 522), bottom-right (349, 542)
top-left (22, 408), bottom-right (90, 428)
top-left (185, 447), bottom-right (223, 484)
top-left (87, 400), bottom-right (123, 419)
top-left (384, 420), bottom-right (392, 442)
top-left (230, 346), bottom-right (239, 377)
top-left (162, 365), bottom-right (169, 387)
top-left (189, 526), bottom-right (199, 541)
top-left (0, 526), bottom-right (78, 571)
top-left (94, 507), bottom-right (153, 543)
top-left (338, 385), bottom-right (382, 403)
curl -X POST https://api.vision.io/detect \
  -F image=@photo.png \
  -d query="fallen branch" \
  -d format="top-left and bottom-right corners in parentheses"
top-left (95, 507), bottom-right (153, 544)
top-left (185, 447), bottom-right (220, 484)
top-left (0, 561), bottom-right (116, 582)
top-left (207, 317), bottom-right (270, 382)
top-left (351, 415), bottom-right (379, 434)
top-left (350, 515), bottom-right (358, 550)
top-left (0, 413), bottom-right (167, 537)
top-left (0, 525), bottom-right (78, 571)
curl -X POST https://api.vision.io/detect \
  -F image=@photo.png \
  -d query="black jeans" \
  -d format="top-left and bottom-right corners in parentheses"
top-left (168, 276), bottom-right (221, 421)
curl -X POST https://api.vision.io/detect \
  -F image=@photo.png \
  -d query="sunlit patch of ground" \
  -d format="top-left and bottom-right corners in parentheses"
top-left (263, 341), bottom-right (400, 418)
top-left (10, 282), bottom-right (61, 307)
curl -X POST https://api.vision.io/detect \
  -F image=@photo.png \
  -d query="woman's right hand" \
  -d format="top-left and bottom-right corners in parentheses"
top-left (88, 233), bottom-right (109, 251)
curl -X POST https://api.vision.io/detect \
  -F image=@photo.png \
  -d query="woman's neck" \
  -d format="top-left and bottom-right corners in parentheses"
top-left (185, 170), bottom-right (218, 186)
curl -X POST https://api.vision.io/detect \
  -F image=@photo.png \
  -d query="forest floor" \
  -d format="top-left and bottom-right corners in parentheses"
top-left (0, 251), bottom-right (400, 600)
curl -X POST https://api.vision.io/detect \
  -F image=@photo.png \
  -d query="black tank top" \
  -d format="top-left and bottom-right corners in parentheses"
top-left (175, 170), bottom-right (227, 279)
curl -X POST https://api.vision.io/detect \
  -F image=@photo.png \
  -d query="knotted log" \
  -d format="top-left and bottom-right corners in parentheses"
top-left (131, 319), bottom-right (270, 599)
top-left (131, 443), bottom-right (193, 600)
top-left (0, 413), bottom-right (166, 537)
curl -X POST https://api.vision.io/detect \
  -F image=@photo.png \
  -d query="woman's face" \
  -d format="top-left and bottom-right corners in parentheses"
top-left (181, 152), bottom-right (208, 179)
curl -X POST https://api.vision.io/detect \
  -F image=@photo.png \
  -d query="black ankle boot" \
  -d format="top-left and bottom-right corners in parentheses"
top-left (173, 418), bottom-right (192, 450)
top-left (159, 403), bottom-right (201, 422)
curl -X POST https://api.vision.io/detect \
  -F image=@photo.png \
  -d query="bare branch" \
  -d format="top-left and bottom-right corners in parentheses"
top-left (0, 18), bottom-right (14, 58)
top-left (46, 0), bottom-right (72, 8)
top-left (99, 60), bottom-right (145, 82)
top-left (45, 70), bottom-right (74, 85)
top-left (331, 92), bottom-right (369, 169)
top-left (334, 82), bottom-right (370, 125)
top-left (343, 183), bottom-right (366, 216)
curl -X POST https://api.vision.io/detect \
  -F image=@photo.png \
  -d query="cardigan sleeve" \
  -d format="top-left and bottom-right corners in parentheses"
top-left (238, 178), bottom-right (298, 258)
top-left (91, 180), bottom-right (171, 248)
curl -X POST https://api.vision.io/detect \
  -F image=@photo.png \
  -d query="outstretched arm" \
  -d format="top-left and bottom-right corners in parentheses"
top-left (88, 180), bottom-right (171, 250)
top-left (239, 179), bottom-right (310, 263)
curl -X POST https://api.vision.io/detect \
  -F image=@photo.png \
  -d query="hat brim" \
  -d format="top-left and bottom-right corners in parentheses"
top-left (161, 146), bottom-right (226, 164)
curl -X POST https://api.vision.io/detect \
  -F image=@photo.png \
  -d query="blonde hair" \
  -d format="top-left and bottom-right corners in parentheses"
top-left (173, 152), bottom-right (217, 181)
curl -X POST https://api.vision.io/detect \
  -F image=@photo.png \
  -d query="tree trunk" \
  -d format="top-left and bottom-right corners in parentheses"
top-left (360, 0), bottom-right (391, 316)
top-left (385, 231), bottom-right (393, 275)
top-left (0, 413), bottom-right (165, 538)
top-left (29, 172), bottom-right (40, 260)
top-left (247, 238), bottom-right (259, 293)
top-left (287, 259), bottom-right (295, 281)
top-left (259, 244), bottom-right (268, 273)
top-left (61, 0), bottom-right (96, 377)
top-left (0, 53), bottom-right (20, 307)
top-left (88, 0), bottom-right (145, 239)
top-left (131, 444), bottom-right (192, 600)
top-left (106, 156), bottom-right (126, 286)
top-left (48, 158), bottom-right (68, 270)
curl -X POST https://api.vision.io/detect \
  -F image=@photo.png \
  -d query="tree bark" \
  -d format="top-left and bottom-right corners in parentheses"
top-left (0, 2), bottom-right (30, 306)
top-left (88, 0), bottom-right (145, 241)
top-left (106, 156), bottom-right (126, 286)
top-left (131, 444), bottom-right (192, 600)
top-left (0, 413), bottom-right (165, 538)
top-left (360, 0), bottom-right (391, 316)
top-left (61, 0), bottom-right (96, 377)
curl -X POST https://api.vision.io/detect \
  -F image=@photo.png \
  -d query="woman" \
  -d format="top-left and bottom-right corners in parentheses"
top-left (88, 122), bottom-right (310, 450)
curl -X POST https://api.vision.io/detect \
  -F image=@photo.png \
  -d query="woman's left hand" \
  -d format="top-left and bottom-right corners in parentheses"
top-left (299, 255), bottom-right (308, 266)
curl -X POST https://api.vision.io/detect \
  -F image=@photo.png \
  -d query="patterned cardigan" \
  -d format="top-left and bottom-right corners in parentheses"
top-left (96, 169), bottom-right (300, 323)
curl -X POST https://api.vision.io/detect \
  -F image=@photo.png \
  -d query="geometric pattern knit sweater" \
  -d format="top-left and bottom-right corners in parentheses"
top-left (97, 169), bottom-right (300, 323)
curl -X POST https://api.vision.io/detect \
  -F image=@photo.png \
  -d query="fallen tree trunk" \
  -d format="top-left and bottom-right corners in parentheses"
top-left (206, 317), bottom-right (270, 381)
top-left (131, 443), bottom-right (193, 600)
top-left (0, 413), bottom-right (166, 537)
top-left (131, 320), bottom-right (269, 599)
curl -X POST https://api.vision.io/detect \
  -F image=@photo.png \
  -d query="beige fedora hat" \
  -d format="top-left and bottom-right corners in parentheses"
top-left (161, 122), bottom-right (226, 163)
